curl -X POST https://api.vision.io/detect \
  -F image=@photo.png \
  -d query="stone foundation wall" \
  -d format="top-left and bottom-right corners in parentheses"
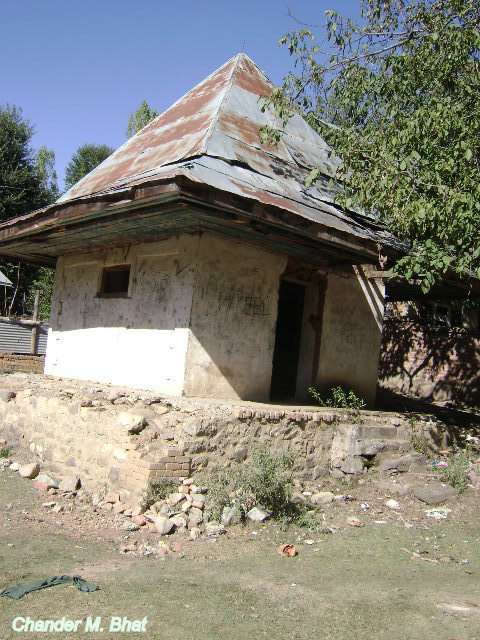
top-left (0, 354), bottom-right (45, 374)
top-left (0, 375), bottom-right (449, 500)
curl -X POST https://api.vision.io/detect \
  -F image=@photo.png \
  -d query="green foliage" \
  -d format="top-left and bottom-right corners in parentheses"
top-left (408, 416), bottom-right (430, 455)
top-left (291, 507), bottom-right (321, 531)
top-left (441, 446), bottom-right (471, 491)
top-left (0, 105), bottom-right (56, 318)
top-left (0, 104), bottom-right (50, 222)
top-left (141, 477), bottom-right (176, 509)
top-left (202, 466), bottom-right (237, 522)
top-left (202, 447), bottom-right (295, 521)
top-left (308, 385), bottom-right (366, 410)
top-left (0, 445), bottom-right (11, 458)
top-left (26, 267), bottom-right (55, 321)
top-left (266, 0), bottom-right (480, 291)
top-left (64, 143), bottom-right (114, 191)
top-left (241, 447), bottom-right (295, 517)
top-left (126, 100), bottom-right (159, 138)
top-left (35, 145), bottom-right (58, 201)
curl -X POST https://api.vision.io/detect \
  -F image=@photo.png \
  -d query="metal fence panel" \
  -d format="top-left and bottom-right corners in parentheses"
top-left (0, 320), bottom-right (49, 355)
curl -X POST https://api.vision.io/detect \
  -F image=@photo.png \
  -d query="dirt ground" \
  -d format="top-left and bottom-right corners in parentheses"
top-left (1, 466), bottom-right (479, 640)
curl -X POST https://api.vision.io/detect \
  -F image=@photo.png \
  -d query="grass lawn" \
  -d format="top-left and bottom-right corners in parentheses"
top-left (1, 471), bottom-right (479, 639)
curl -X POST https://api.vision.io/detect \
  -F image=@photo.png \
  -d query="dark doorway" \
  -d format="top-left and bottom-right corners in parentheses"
top-left (270, 280), bottom-right (305, 401)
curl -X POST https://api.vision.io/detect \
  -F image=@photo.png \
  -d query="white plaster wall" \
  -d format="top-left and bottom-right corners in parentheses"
top-left (315, 267), bottom-right (385, 407)
top-left (45, 236), bottom-right (197, 394)
top-left (184, 235), bottom-right (287, 401)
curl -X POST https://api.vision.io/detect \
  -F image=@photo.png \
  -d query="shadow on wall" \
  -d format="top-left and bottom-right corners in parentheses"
top-left (379, 318), bottom-right (480, 407)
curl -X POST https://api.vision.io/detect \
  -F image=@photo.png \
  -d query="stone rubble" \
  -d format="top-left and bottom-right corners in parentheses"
top-left (1, 428), bottom-right (478, 559)
top-left (18, 462), bottom-right (40, 479)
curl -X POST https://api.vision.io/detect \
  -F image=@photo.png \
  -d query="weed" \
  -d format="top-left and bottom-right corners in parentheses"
top-left (201, 466), bottom-right (239, 522)
top-left (241, 447), bottom-right (294, 518)
top-left (441, 445), bottom-right (471, 491)
top-left (408, 416), bottom-right (430, 456)
top-left (201, 447), bottom-right (295, 521)
top-left (292, 508), bottom-right (319, 531)
top-left (141, 477), bottom-right (177, 509)
top-left (0, 446), bottom-right (11, 459)
top-left (308, 385), bottom-right (366, 411)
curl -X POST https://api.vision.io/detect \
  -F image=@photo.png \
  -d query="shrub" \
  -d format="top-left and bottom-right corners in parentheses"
top-left (201, 466), bottom-right (239, 522)
top-left (408, 416), bottom-right (430, 456)
top-left (308, 385), bottom-right (366, 411)
top-left (201, 447), bottom-right (295, 521)
top-left (441, 446), bottom-right (471, 491)
top-left (0, 446), bottom-right (11, 459)
top-left (241, 447), bottom-right (294, 517)
top-left (292, 507), bottom-right (320, 531)
top-left (141, 477), bottom-right (176, 509)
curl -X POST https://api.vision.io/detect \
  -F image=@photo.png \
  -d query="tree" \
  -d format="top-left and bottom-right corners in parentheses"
top-left (64, 143), bottom-right (114, 190)
top-left (265, 0), bottom-right (480, 292)
top-left (126, 100), bottom-right (159, 138)
top-left (35, 145), bottom-right (58, 202)
top-left (0, 105), bottom-right (49, 222)
top-left (0, 105), bottom-right (54, 318)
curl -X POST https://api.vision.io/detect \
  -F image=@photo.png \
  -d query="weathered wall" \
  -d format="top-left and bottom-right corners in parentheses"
top-left (379, 318), bottom-right (480, 407)
top-left (315, 267), bottom-right (385, 407)
top-left (184, 234), bottom-right (287, 401)
top-left (44, 232), bottom-right (387, 404)
top-left (45, 236), bottom-right (197, 394)
top-left (1, 376), bottom-right (430, 498)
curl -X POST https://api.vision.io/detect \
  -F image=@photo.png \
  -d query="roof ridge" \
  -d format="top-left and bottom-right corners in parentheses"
top-left (201, 53), bottom-right (244, 153)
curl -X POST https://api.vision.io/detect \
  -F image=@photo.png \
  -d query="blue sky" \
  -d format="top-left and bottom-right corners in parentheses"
top-left (0, 0), bottom-right (360, 190)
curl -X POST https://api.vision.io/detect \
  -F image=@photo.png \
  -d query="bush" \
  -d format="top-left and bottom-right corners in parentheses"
top-left (201, 447), bottom-right (295, 521)
top-left (141, 477), bottom-right (177, 509)
top-left (241, 447), bottom-right (294, 518)
top-left (201, 466), bottom-right (239, 522)
top-left (308, 385), bottom-right (366, 410)
top-left (0, 446), bottom-right (11, 459)
top-left (441, 446), bottom-right (471, 491)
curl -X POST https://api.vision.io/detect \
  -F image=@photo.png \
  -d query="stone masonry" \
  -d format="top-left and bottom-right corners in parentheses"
top-left (0, 374), bottom-right (451, 500)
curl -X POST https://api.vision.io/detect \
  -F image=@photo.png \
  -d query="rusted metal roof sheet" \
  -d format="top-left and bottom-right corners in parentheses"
top-left (0, 53), bottom-right (399, 263)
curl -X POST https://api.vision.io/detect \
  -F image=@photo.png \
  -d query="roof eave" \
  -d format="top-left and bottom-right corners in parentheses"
top-left (0, 176), bottom-right (389, 268)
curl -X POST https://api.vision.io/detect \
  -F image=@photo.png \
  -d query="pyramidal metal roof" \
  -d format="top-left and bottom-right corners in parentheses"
top-left (59, 52), bottom-right (394, 240)
top-left (0, 53), bottom-right (397, 266)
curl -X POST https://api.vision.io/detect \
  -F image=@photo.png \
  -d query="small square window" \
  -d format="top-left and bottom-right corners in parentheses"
top-left (99, 265), bottom-right (130, 298)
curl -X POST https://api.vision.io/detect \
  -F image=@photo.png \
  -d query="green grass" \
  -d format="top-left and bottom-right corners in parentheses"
top-left (0, 471), bottom-right (479, 639)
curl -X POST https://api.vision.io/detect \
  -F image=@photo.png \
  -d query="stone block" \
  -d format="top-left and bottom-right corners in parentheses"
top-left (166, 448), bottom-right (183, 457)
top-left (117, 412), bottom-right (147, 435)
top-left (19, 462), bottom-right (41, 479)
top-left (341, 457), bottom-right (364, 474)
top-left (413, 483), bottom-right (458, 505)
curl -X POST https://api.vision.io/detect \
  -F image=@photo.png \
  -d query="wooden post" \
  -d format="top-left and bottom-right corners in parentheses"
top-left (30, 290), bottom-right (40, 355)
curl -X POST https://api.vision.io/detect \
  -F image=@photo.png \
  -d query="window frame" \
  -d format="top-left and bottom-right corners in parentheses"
top-left (97, 264), bottom-right (131, 299)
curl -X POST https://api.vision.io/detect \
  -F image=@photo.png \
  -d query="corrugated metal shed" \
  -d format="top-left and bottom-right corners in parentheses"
top-left (0, 320), bottom-right (49, 355)
top-left (0, 270), bottom-right (12, 287)
top-left (0, 53), bottom-right (401, 267)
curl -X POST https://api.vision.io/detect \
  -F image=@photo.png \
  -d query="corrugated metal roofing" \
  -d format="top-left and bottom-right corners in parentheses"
top-left (0, 271), bottom-right (12, 287)
top-left (0, 53), bottom-right (399, 264)
top-left (58, 53), bottom-right (385, 240)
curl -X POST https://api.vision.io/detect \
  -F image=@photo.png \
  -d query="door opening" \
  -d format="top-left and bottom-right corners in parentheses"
top-left (270, 280), bottom-right (305, 401)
